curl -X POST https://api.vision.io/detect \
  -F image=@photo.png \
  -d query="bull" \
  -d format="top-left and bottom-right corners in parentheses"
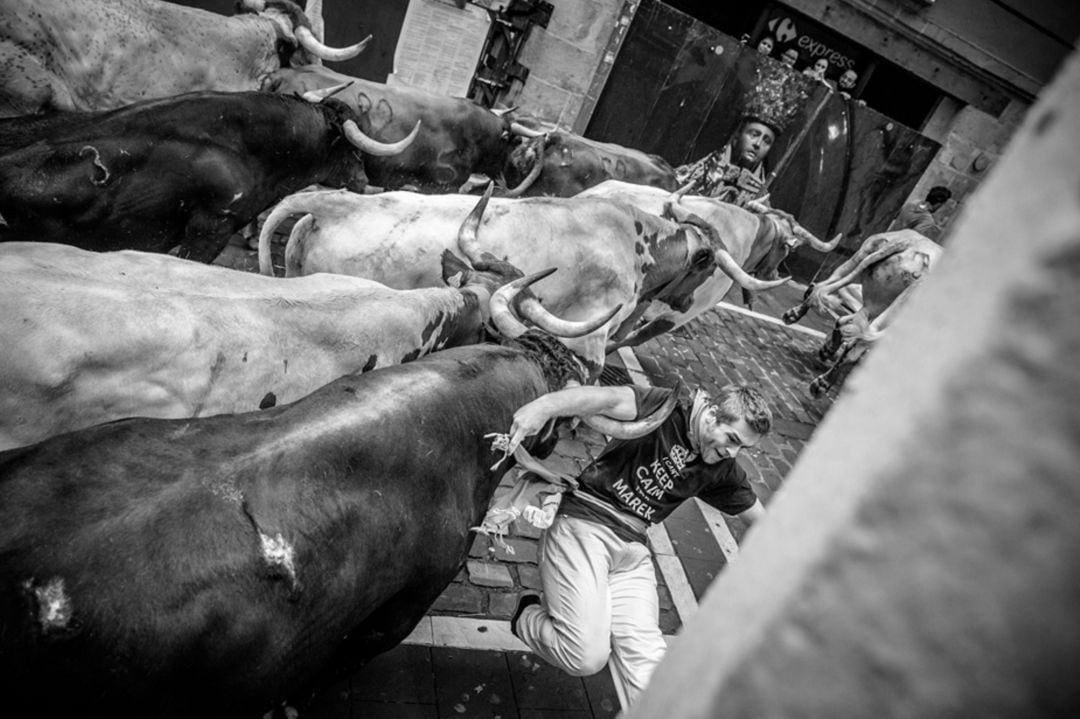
top-left (0, 0), bottom-right (366, 117)
top-left (497, 128), bottom-right (679, 197)
top-left (0, 275), bottom-right (650, 718)
top-left (264, 64), bottom-right (542, 193)
top-left (0, 90), bottom-right (418, 262)
top-left (0, 235), bottom-right (610, 450)
top-left (781, 229), bottom-right (944, 396)
top-left (255, 184), bottom-right (762, 377)
top-left (576, 181), bottom-right (841, 351)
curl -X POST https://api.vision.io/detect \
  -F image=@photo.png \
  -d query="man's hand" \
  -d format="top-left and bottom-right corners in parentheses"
top-left (506, 401), bottom-right (554, 456)
top-left (736, 168), bottom-right (763, 194)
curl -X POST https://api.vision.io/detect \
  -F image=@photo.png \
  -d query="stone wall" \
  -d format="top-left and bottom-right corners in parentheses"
top-left (510, 0), bottom-right (629, 128)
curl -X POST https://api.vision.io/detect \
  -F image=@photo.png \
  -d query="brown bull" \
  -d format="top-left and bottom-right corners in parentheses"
top-left (500, 129), bottom-right (679, 197)
top-left (265, 64), bottom-right (541, 193)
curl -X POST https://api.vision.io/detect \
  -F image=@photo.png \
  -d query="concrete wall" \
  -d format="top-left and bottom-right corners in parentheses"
top-left (628, 48), bottom-right (1080, 719)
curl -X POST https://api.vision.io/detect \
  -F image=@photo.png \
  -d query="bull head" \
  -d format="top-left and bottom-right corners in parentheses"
top-left (237, 0), bottom-right (370, 64)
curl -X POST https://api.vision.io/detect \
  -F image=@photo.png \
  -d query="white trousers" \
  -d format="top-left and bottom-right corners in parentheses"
top-left (516, 515), bottom-right (667, 710)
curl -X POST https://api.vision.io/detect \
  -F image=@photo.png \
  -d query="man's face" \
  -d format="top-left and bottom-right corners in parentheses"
top-left (698, 412), bottom-right (762, 464)
top-left (781, 49), bottom-right (798, 67)
top-left (733, 121), bottom-right (775, 168)
top-left (839, 70), bottom-right (857, 90)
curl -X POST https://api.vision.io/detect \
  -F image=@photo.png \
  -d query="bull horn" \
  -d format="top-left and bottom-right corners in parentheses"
top-left (458, 182), bottom-right (495, 265)
top-left (294, 27), bottom-right (370, 62)
top-left (794, 226), bottom-right (842, 252)
top-left (490, 268), bottom-right (622, 339)
top-left (668, 181), bottom-right (695, 204)
top-left (502, 139), bottom-right (545, 197)
top-left (716, 248), bottom-right (790, 291)
top-left (301, 81), bottom-right (353, 103)
top-left (581, 388), bottom-right (679, 439)
top-left (343, 119), bottom-right (420, 156)
top-left (516, 296), bottom-right (622, 338)
top-left (510, 121), bottom-right (547, 139)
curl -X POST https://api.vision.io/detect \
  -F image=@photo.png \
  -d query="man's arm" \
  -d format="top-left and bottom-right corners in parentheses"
top-left (735, 498), bottom-right (766, 525)
top-left (506, 385), bottom-right (638, 454)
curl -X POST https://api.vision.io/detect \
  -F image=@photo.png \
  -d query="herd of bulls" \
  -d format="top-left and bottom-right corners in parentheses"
top-left (0, 0), bottom-right (942, 716)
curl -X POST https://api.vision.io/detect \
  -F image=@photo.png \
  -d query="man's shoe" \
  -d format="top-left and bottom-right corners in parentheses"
top-left (510, 593), bottom-right (541, 639)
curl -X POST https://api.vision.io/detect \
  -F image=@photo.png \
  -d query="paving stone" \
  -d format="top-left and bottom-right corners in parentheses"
top-left (431, 583), bottom-right (484, 614)
top-left (470, 534), bottom-right (494, 559)
top-left (517, 564), bottom-right (544, 591)
top-left (507, 650), bottom-right (591, 711)
top-left (348, 644), bottom-right (436, 704)
top-left (487, 591), bottom-right (520, 619)
top-left (467, 560), bottom-right (515, 588)
top-left (512, 517), bottom-right (544, 540)
top-left (432, 647), bottom-right (515, 719)
top-left (491, 537), bottom-right (539, 564)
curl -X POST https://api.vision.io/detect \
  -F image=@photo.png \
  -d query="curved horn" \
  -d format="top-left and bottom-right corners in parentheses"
top-left (490, 268), bottom-right (622, 339)
top-left (343, 119), bottom-right (420, 156)
top-left (668, 181), bottom-right (695, 204)
top-left (502, 139), bottom-right (545, 197)
top-left (516, 296), bottom-right (622, 338)
top-left (458, 182), bottom-right (495, 265)
top-left (581, 388), bottom-right (679, 439)
top-left (294, 27), bottom-right (371, 62)
top-left (510, 121), bottom-right (547, 139)
top-left (716, 248), bottom-right (790, 291)
top-left (301, 81), bottom-right (353, 103)
top-left (793, 226), bottom-right (842, 252)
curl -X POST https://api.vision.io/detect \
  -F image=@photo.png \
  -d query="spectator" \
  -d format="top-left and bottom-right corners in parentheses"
top-left (803, 57), bottom-right (830, 85)
top-left (755, 36), bottom-right (774, 56)
top-left (780, 47), bottom-right (799, 68)
top-left (894, 185), bottom-right (953, 240)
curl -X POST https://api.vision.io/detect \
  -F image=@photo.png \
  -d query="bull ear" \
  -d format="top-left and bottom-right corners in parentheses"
top-left (441, 249), bottom-right (471, 288)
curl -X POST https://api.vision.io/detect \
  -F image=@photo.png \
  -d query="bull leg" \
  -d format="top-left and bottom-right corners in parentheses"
top-left (818, 326), bottom-right (844, 364)
top-left (177, 211), bottom-right (240, 263)
top-left (810, 341), bottom-right (854, 397)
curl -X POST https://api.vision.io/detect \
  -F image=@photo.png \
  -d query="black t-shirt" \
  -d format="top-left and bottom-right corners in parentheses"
top-left (561, 385), bottom-right (757, 543)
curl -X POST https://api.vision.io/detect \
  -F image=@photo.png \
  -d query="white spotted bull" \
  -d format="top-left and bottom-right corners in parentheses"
top-left (781, 229), bottom-right (944, 396)
top-left (0, 0), bottom-right (366, 117)
top-left (0, 237), bottom-right (589, 450)
top-left (257, 185), bottom-right (733, 377)
top-left (0, 276), bottom-right (657, 718)
top-left (576, 181), bottom-right (841, 351)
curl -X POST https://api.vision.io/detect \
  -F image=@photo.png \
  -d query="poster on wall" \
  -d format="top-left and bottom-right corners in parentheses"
top-left (388, 0), bottom-right (491, 96)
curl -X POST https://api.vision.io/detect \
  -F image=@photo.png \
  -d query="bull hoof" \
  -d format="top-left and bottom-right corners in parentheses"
top-left (782, 306), bottom-right (807, 325)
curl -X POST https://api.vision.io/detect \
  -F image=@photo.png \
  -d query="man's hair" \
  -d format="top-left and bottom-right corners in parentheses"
top-left (710, 384), bottom-right (772, 436)
top-left (926, 186), bottom-right (952, 205)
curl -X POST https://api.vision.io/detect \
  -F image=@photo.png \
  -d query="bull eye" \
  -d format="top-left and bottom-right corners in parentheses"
top-left (692, 248), bottom-right (714, 267)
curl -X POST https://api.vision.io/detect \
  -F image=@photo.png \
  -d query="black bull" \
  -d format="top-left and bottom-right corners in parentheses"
top-left (0, 91), bottom-right (411, 263)
top-left (0, 335), bottom-right (581, 718)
